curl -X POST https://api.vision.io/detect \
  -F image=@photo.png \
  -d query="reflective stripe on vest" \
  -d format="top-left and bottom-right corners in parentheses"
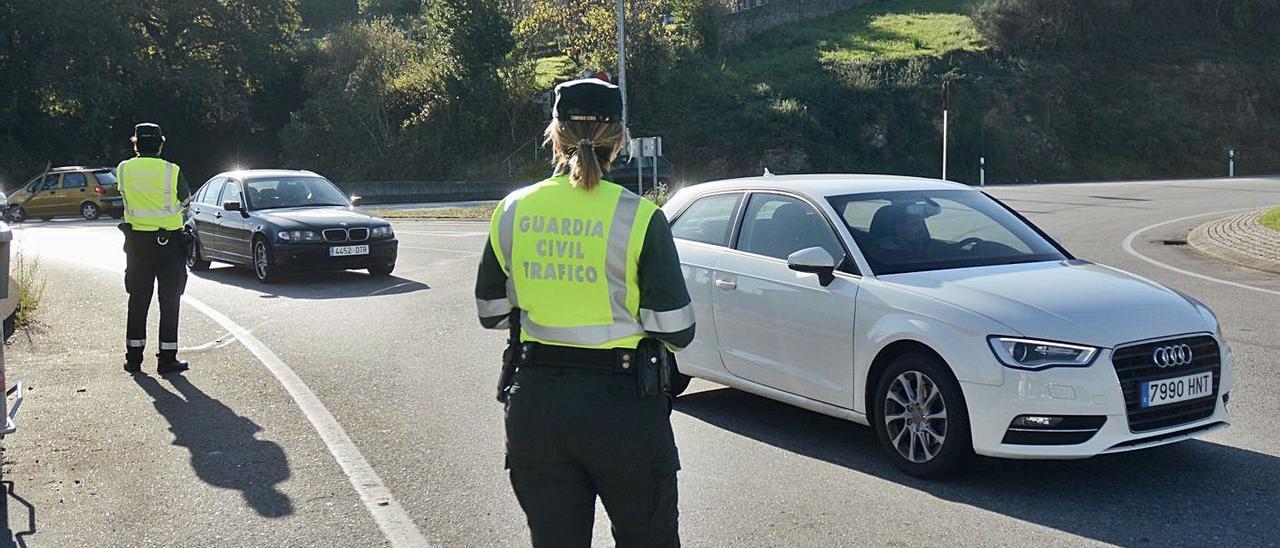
top-left (493, 177), bottom-right (652, 349)
top-left (119, 158), bottom-right (182, 230)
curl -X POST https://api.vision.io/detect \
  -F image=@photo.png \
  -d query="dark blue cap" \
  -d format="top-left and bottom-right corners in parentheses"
top-left (553, 79), bottom-right (622, 123)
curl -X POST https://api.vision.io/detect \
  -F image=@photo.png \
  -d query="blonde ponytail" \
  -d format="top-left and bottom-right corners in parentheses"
top-left (544, 120), bottom-right (625, 191)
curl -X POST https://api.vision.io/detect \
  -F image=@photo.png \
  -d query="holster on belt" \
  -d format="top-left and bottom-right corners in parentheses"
top-left (636, 338), bottom-right (672, 399)
top-left (496, 309), bottom-right (522, 404)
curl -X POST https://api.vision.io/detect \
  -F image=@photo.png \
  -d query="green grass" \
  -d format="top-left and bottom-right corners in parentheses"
top-left (1261, 207), bottom-right (1280, 232)
top-left (726, 0), bottom-right (984, 93)
top-left (535, 55), bottom-right (575, 89)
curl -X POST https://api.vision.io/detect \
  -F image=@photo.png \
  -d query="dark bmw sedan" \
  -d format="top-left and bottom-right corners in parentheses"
top-left (185, 169), bottom-right (397, 283)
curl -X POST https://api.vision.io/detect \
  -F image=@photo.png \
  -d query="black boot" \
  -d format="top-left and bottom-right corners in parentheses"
top-left (157, 350), bottom-right (189, 374)
top-left (124, 348), bottom-right (144, 374)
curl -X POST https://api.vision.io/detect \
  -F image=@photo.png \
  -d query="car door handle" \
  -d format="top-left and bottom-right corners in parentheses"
top-left (715, 279), bottom-right (737, 290)
top-left (214, 212), bottom-right (222, 219)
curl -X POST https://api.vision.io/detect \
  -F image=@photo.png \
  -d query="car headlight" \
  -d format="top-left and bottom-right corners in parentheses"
top-left (371, 226), bottom-right (394, 239)
top-left (278, 230), bottom-right (321, 242)
top-left (988, 337), bottom-right (1098, 370)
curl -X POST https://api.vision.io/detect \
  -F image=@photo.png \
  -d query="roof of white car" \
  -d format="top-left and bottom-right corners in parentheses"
top-left (686, 174), bottom-right (972, 197)
top-left (213, 169), bottom-right (322, 180)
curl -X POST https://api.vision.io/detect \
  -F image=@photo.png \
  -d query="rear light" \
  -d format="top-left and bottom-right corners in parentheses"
top-left (94, 186), bottom-right (104, 194)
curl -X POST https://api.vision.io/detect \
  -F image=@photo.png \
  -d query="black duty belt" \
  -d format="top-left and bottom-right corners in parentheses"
top-left (519, 342), bottom-right (637, 374)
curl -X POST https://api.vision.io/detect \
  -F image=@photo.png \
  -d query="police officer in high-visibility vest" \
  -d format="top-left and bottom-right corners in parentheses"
top-left (118, 122), bottom-right (192, 374)
top-left (475, 78), bottom-right (695, 547)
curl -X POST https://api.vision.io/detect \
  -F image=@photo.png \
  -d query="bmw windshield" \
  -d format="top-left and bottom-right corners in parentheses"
top-left (244, 176), bottom-right (350, 210)
top-left (828, 190), bottom-right (1066, 275)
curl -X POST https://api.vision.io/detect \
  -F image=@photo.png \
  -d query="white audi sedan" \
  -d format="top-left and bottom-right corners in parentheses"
top-left (663, 174), bottom-right (1232, 478)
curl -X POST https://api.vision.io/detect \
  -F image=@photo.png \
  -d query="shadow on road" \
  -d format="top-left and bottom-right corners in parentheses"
top-left (191, 266), bottom-right (429, 299)
top-left (0, 480), bottom-right (36, 548)
top-left (676, 387), bottom-right (1277, 545)
top-left (132, 374), bottom-right (294, 518)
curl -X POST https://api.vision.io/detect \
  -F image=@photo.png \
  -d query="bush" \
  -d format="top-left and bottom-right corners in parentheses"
top-left (13, 250), bottom-right (45, 329)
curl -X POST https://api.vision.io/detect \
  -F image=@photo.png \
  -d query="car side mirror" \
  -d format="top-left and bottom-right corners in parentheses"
top-left (350, 195), bottom-right (363, 206)
top-left (787, 247), bottom-right (841, 286)
top-left (223, 200), bottom-right (242, 212)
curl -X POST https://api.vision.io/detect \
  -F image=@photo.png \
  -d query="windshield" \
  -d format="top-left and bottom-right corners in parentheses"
top-left (243, 176), bottom-right (349, 210)
top-left (828, 190), bottom-right (1066, 275)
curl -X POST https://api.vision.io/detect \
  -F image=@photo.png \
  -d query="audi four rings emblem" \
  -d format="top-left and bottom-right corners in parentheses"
top-left (1153, 344), bottom-right (1194, 368)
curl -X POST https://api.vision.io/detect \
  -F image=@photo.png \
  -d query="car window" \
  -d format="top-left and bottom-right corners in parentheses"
top-left (670, 193), bottom-right (741, 247)
top-left (737, 193), bottom-right (844, 262)
top-left (201, 178), bottom-right (227, 205)
top-left (830, 190), bottom-right (1065, 275)
top-left (62, 172), bottom-right (88, 189)
top-left (220, 181), bottom-right (243, 204)
top-left (243, 177), bottom-right (349, 210)
top-left (39, 175), bottom-right (59, 191)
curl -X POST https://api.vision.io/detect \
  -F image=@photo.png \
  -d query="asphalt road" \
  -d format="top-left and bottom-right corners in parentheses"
top-left (5, 176), bottom-right (1280, 547)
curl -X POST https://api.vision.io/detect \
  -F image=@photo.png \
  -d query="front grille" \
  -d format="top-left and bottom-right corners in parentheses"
top-left (323, 228), bottom-right (347, 242)
top-left (1111, 335), bottom-right (1220, 433)
top-left (347, 227), bottom-right (369, 241)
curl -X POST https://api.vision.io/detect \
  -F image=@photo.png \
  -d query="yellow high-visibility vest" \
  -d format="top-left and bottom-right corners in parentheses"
top-left (118, 157), bottom-right (183, 231)
top-left (488, 174), bottom-right (658, 349)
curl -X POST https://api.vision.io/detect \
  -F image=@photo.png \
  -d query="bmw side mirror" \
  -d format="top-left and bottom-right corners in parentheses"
top-left (787, 247), bottom-right (841, 287)
top-left (223, 200), bottom-right (242, 212)
top-left (350, 195), bottom-right (363, 206)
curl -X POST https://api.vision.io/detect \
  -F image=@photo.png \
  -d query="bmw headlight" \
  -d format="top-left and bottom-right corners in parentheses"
top-left (988, 337), bottom-right (1098, 370)
top-left (371, 225), bottom-right (394, 239)
top-left (278, 230), bottom-right (320, 242)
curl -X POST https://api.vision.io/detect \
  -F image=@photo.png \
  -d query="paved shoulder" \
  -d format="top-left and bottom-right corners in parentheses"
top-left (2, 254), bottom-right (386, 546)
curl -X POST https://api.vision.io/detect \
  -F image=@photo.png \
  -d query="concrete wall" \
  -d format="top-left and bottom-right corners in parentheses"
top-left (719, 0), bottom-right (881, 47)
top-left (334, 181), bottom-right (522, 205)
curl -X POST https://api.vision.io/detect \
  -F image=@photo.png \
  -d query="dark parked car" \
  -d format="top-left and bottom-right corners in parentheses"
top-left (185, 169), bottom-right (397, 283)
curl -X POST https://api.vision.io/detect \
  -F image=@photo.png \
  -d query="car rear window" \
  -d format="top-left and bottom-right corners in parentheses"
top-left (92, 170), bottom-right (118, 187)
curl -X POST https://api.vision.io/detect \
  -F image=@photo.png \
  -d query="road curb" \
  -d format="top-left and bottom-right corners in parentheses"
top-left (1186, 208), bottom-right (1280, 275)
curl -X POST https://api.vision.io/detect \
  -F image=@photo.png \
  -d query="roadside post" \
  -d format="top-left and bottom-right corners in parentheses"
top-left (634, 138), bottom-right (644, 195)
top-left (1229, 149), bottom-right (1235, 178)
top-left (979, 156), bottom-right (986, 187)
top-left (941, 81), bottom-right (950, 181)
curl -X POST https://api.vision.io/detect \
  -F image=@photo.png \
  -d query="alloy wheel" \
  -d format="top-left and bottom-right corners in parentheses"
top-left (81, 202), bottom-right (100, 220)
top-left (882, 370), bottom-right (948, 463)
top-left (254, 241), bottom-right (270, 280)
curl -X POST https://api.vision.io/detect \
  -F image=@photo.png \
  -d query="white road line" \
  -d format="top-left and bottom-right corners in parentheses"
top-left (1121, 208), bottom-right (1280, 297)
top-left (69, 259), bottom-right (430, 546)
top-left (398, 244), bottom-right (480, 256)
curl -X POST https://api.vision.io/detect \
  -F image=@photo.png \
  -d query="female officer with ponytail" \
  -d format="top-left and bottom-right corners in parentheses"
top-left (475, 77), bottom-right (695, 547)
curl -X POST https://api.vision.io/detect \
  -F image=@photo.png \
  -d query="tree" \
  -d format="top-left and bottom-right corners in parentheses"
top-left (281, 18), bottom-right (444, 180)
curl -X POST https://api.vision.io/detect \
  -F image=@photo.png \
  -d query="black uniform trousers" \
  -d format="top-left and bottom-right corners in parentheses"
top-left (124, 228), bottom-right (187, 362)
top-left (505, 364), bottom-right (680, 548)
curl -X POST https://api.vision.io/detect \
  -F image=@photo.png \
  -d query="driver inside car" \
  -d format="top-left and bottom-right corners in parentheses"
top-left (869, 201), bottom-right (941, 261)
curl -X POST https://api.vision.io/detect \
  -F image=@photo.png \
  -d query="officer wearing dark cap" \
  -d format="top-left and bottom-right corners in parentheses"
top-left (475, 77), bottom-right (695, 547)
top-left (118, 122), bottom-right (192, 374)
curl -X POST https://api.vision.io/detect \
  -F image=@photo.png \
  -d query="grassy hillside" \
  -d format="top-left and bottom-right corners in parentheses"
top-left (626, 0), bottom-right (1280, 184)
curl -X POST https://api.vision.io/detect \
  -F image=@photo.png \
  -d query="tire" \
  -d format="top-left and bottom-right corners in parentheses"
top-left (367, 263), bottom-right (395, 277)
top-left (80, 201), bottom-right (101, 220)
top-left (668, 355), bottom-right (692, 397)
top-left (872, 353), bottom-right (972, 479)
top-left (6, 207), bottom-right (25, 223)
top-left (186, 235), bottom-right (211, 271)
top-left (252, 237), bottom-right (279, 283)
